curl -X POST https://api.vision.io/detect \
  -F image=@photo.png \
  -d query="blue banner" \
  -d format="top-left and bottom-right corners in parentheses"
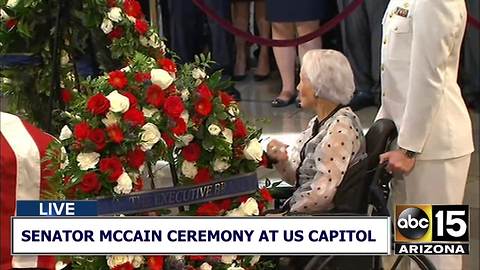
top-left (97, 173), bottom-right (258, 215)
top-left (16, 200), bottom-right (97, 216)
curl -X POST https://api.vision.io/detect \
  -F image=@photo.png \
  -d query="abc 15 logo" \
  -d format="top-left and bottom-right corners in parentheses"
top-left (395, 205), bottom-right (469, 242)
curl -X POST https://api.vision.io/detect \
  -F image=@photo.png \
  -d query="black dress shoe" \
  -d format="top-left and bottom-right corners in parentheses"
top-left (253, 73), bottom-right (270, 82)
top-left (348, 91), bottom-right (376, 111)
top-left (226, 86), bottom-right (241, 101)
top-left (232, 74), bottom-right (247, 81)
top-left (271, 94), bottom-right (297, 108)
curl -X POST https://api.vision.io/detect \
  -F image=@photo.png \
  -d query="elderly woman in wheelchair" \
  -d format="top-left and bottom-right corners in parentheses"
top-left (266, 49), bottom-right (366, 214)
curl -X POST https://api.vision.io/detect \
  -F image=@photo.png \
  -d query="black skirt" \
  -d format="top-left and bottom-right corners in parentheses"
top-left (266, 0), bottom-right (329, 22)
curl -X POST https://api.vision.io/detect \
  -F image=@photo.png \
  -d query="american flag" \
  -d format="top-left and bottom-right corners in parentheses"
top-left (1, 112), bottom-right (56, 269)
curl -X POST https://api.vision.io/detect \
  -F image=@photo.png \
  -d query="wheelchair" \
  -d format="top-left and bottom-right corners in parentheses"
top-left (265, 119), bottom-right (436, 270)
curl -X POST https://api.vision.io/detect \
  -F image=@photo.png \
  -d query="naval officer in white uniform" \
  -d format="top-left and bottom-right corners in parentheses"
top-left (377, 0), bottom-right (474, 269)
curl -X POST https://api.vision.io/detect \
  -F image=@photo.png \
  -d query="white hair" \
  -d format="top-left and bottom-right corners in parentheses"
top-left (301, 49), bottom-right (355, 105)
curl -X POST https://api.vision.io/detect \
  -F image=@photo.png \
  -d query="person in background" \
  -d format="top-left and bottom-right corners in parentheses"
top-left (337, 0), bottom-right (389, 111)
top-left (231, 0), bottom-right (271, 82)
top-left (266, 0), bottom-right (325, 107)
top-left (267, 49), bottom-right (366, 213)
top-left (167, 0), bottom-right (241, 100)
top-left (461, 0), bottom-right (479, 111)
top-left (378, 1), bottom-right (474, 269)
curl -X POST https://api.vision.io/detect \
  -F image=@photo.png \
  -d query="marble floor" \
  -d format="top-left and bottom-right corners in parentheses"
top-left (235, 71), bottom-right (480, 270)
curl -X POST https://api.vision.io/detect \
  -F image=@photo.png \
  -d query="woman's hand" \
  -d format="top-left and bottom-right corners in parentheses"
top-left (267, 139), bottom-right (288, 162)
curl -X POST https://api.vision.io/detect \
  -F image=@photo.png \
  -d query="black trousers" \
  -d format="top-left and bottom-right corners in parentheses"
top-left (167, 0), bottom-right (233, 76)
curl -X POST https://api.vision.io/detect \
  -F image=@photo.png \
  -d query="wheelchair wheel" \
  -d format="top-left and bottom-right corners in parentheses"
top-left (390, 255), bottom-right (436, 270)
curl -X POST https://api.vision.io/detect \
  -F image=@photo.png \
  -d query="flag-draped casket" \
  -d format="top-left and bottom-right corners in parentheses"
top-left (0, 112), bottom-right (56, 269)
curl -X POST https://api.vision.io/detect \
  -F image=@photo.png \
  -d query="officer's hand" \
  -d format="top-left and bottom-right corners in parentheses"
top-left (379, 149), bottom-right (416, 175)
top-left (267, 139), bottom-right (288, 162)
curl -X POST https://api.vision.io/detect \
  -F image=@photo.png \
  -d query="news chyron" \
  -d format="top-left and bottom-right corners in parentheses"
top-left (394, 205), bottom-right (469, 255)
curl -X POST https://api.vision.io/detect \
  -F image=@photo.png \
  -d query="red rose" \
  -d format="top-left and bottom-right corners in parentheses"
top-left (215, 199), bottom-right (233, 212)
top-left (161, 133), bottom-right (174, 149)
top-left (108, 70), bottom-right (128, 90)
top-left (74, 122), bottom-right (91, 141)
top-left (196, 202), bottom-right (221, 216)
top-left (112, 262), bottom-right (134, 270)
top-left (147, 256), bottom-right (164, 270)
top-left (135, 19), bottom-right (149, 35)
top-left (135, 72), bottom-right (150, 82)
top-left (233, 119), bottom-right (247, 138)
top-left (127, 148), bottom-right (146, 169)
top-left (106, 124), bottom-right (124, 143)
top-left (194, 168), bottom-right (212, 184)
top-left (99, 156), bottom-right (124, 182)
top-left (108, 26), bottom-right (124, 39)
top-left (158, 58), bottom-right (177, 73)
top-left (164, 83), bottom-right (177, 97)
top-left (181, 143), bottom-right (201, 162)
top-left (259, 187), bottom-right (273, 203)
top-left (172, 117), bottom-right (187, 136)
top-left (87, 93), bottom-right (110, 115)
top-left (80, 172), bottom-right (101, 194)
top-left (163, 96), bottom-right (184, 118)
top-left (133, 177), bottom-right (144, 192)
top-left (121, 91), bottom-right (138, 108)
top-left (61, 88), bottom-right (73, 104)
top-left (123, 108), bottom-right (145, 126)
top-left (219, 91), bottom-right (235, 107)
top-left (192, 114), bottom-right (204, 126)
top-left (123, 0), bottom-right (143, 18)
top-left (88, 128), bottom-right (106, 151)
top-left (197, 84), bottom-right (213, 101)
top-left (188, 256), bottom-right (206, 261)
top-left (194, 99), bottom-right (212, 117)
top-left (146, 84), bottom-right (165, 107)
top-left (107, 0), bottom-right (117, 7)
top-left (5, 19), bottom-right (16, 30)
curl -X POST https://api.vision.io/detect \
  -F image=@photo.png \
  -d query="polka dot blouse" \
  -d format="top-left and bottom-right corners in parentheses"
top-left (274, 107), bottom-right (367, 213)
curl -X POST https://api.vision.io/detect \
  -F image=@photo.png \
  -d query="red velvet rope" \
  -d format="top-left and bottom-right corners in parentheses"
top-left (468, 14), bottom-right (480, 30)
top-left (192, 0), bottom-right (364, 47)
top-left (192, 0), bottom-right (480, 47)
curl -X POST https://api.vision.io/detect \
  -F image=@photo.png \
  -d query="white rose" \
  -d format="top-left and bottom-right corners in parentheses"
top-left (6, 0), bottom-right (18, 8)
top-left (250, 256), bottom-right (261, 266)
top-left (200, 262), bottom-right (213, 270)
top-left (148, 33), bottom-right (164, 49)
top-left (76, 152), bottom-right (100, 171)
top-left (107, 256), bottom-right (133, 268)
top-left (192, 68), bottom-right (206, 80)
top-left (213, 158), bottom-right (230, 173)
top-left (106, 90), bottom-right (130, 113)
top-left (151, 69), bottom-right (173, 89)
top-left (238, 197), bottom-right (259, 216)
top-left (227, 266), bottom-right (244, 270)
top-left (102, 111), bottom-right (120, 127)
top-left (60, 50), bottom-right (70, 65)
top-left (176, 134), bottom-right (194, 147)
top-left (126, 15), bottom-right (136, 23)
top-left (221, 255), bottom-right (237, 265)
top-left (222, 128), bottom-right (233, 144)
top-left (140, 123), bottom-right (161, 151)
top-left (142, 107), bottom-right (158, 118)
top-left (226, 208), bottom-right (244, 217)
top-left (174, 255), bottom-right (184, 261)
top-left (101, 18), bottom-right (113, 34)
top-left (0, 9), bottom-right (9, 21)
top-left (55, 261), bottom-right (67, 270)
top-left (243, 139), bottom-right (263, 162)
top-left (113, 172), bottom-right (133, 194)
top-left (107, 7), bottom-right (123, 23)
top-left (120, 65), bottom-right (132, 73)
top-left (208, 124), bottom-right (221, 136)
top-left (59, 125), bottom-right (72, 140)
top-left (180, 111), bottom-right (189, 123)
top-left (227, 105), bottom-right (240, 117)
top-left (139, 36), bottom-right (149, 47)
top-left (181, 161), bottom-right (198, 179)
top-left (132, 256), bottom-right (145, 268)
top-left (180, 89), bottom-right (190, 101)
top-left (60, 147), bottom-right (69, 170)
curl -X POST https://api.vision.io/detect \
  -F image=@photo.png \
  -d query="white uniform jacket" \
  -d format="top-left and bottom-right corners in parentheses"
top-left (376, 0), bottom-right (474, 160)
